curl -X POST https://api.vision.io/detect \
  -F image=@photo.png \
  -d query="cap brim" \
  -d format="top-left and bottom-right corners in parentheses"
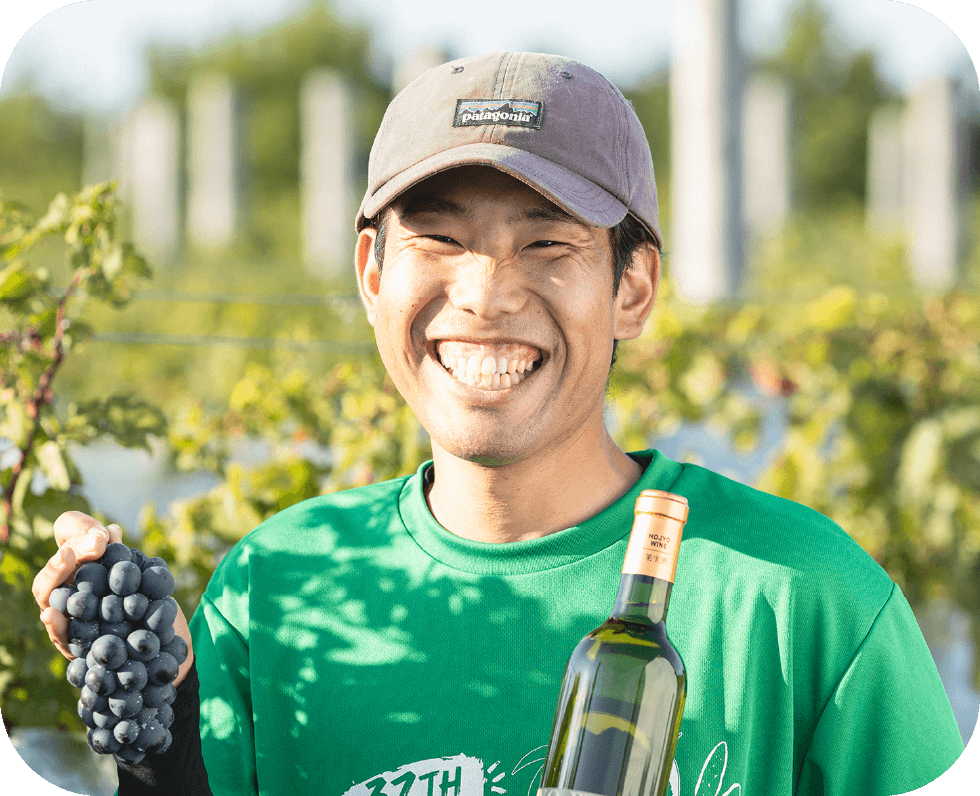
top-left (356, 142), bottom-right (629, 232)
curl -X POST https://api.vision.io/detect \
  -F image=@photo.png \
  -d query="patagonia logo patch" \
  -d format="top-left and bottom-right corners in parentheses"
top-left (453, 99), bottom-right (543, 129)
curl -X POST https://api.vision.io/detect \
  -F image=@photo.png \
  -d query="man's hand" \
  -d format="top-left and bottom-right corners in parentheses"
top-left (32, 511), bottom-right (195, 687)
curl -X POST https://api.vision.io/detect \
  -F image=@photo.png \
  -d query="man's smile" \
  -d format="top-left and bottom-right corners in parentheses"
top-left (434, 340), bottom-right (542, 391)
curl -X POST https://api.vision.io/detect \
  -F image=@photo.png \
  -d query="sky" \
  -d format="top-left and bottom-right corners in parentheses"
top-left (0, 0), bottom-right (977, 116)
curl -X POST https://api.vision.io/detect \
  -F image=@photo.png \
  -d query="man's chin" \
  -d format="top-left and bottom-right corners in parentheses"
top-left (430, 434), bottom-right (532, 469)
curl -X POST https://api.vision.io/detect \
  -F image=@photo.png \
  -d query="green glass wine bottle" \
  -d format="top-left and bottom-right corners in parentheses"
top-left (539, 489), bottom-right (689, 796)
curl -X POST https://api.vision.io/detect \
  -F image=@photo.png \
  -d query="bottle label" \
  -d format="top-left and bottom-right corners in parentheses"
top-left (622, 511), bottom-right (682, 582)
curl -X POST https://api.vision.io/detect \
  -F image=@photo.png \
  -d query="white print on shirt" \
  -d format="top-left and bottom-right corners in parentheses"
top-left (691, 741), bottom-right (742, 796)
top-left (341, 739), bottom-right (742, 796)
top-left (342, 753), bottom-right (509, 796)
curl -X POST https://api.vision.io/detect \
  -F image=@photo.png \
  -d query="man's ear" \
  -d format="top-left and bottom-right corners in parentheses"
top-left (613, 243), bottom-right (661, 341)
top-left (355, 226), bottom-right (380, 327)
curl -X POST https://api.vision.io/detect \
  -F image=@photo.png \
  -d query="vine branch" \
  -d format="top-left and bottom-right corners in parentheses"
top-left (1, 269), bottom-right (85, 544)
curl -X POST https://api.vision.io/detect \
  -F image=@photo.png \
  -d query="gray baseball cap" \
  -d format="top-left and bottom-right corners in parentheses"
top-left (355, 51), bottom-right (662, 248)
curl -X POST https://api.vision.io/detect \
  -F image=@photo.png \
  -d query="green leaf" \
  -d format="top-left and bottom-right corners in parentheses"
top-left (10, 463), bottom-right (32, 516)
top-left (897, 419), bottom-right (943, 505)
top-left (0, 261), bottom-right (41, 303)
top-left (679, 351), bottom-right (725, 407)
top-left (75, 395), bottom-right (168, 450)
top-left (36, 440), bottom-right (71, 492)
top-left (34, 192), bottom-right (71, 236)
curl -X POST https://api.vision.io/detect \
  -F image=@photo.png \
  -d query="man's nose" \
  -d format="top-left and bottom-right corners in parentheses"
top-left (447, 257), bottom-right (527, 319)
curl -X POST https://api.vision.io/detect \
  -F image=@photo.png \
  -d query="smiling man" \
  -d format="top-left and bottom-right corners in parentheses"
top-left (34, 52), bottom-right (963, 796)
top-left (358, 165), bottom-right (657, 543)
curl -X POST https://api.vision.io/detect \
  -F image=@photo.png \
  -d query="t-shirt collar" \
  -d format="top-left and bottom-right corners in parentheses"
top-left (397, 449), bottom-right (684, 575)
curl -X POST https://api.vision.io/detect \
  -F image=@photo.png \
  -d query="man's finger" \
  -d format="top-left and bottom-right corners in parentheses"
top-left (40, 605), bottom-right (73, 660)
top-left (53, 510), bottom-right (110, 546)
top-left (32, 545), bottom-right (76, 609)
top-left (32, 523), bottom-right (111, 610)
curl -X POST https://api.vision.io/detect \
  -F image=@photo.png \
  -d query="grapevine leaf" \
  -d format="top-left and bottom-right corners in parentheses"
top-left (36, 440), bottom-right (72, 492)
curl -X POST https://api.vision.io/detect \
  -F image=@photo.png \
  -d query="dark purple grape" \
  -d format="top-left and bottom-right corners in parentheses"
top-left (155, 703), bottom-right (174, 730)
top-left (69, 618), bottom-right (101, 646)
top-left (91, 634), bottom-right (128, 670)
top-left (108, 561), bottom-right (142, 596)
top-left (99, 594), bottom-right (125, 623)
top-left (134, 718), bottom-right (166, 753)
top-left (79, 685), bottom-right (108, 712)
top-left (115, 659), bottom-right (148, 692)
top-left (141, 556), bottom-right (167, 572)
top-left (108, 688), bottom-right (143, 718)
top-left (129, 548), bottom-right (148, 569)
top-left (146, 652), bottom-right (178, 686)
top-left (139, 566), bottom-right (175, 600)
top-left (123, 592), bottom-right (149, 621)
top-left (74, 562), bottom-right (109, 596)
top-left (114, 719), bottom-right (141, 745)
top-left (155, 623), bottom-right (176, 647)
top-left (126, 629), bottom-right (160, 663)
top-left (160, 635), bottom-right (188, 665)
top-left (78, 702), bottom-right (98, 729)
top-left (114, 745), bottom-right (145, 765)
top-left (84, 664), bottom-right (117, 696)
top-left (144, 598), bottom-right (178, 633)
top-left (100, 621), bottom-right (133, 639)
top-left (66, 657), bottom-right (88, 688)
top-left (86, 649), bottom-right (99, 669)
top-left (137, 705), bottom-right (157, 724)
top-left (68, 641), bottom-right (91, 658)
top-left (88, 727), bottom-right (122, 754)
top-left (66, 590), bottom-right (98, 620)
top-left (157, 729), bottom-right (173, 755)
top-left (98, 542), bottom-right (132, 568)
top-left (49, 585), bottom-right (77, 614)
top-left (142, 683), bottom-right (175, 708)
top-left (93, 709), bottom-right (120, 730)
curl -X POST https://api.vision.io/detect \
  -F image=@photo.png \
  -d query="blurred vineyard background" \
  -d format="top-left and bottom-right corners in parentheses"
top-left (1, 0), bottom-right (979, 793)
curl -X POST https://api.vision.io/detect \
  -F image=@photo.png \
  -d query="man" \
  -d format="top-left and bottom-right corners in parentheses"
top-left (34, 52), bottom-right (963, 796)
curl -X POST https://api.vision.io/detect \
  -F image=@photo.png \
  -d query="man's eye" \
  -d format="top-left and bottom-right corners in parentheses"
top-left (424, 235), bottom-right (458, 245)
top-left (528, 240), bottom-right (563, 248)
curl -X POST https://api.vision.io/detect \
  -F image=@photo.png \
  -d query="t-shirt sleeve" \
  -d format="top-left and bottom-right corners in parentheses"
top-left (797, 583), bottom-right (964, 795)
top-left (189, 592), bottom-right (258, 796)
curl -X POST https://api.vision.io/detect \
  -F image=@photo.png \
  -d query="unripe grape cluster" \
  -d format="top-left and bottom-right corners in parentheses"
top-left (50, 542), bottom-right (187, 764)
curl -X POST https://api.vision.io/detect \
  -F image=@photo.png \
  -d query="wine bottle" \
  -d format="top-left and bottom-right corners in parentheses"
top-left (539, 489), bottom-right (688, 796)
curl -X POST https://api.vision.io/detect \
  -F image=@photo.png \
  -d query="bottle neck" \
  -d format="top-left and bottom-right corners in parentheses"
top-left (611, 573), bottom-right (672, 626)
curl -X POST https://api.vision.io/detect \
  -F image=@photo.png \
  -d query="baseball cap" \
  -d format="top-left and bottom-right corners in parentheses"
top-left (355, 51), bottom-right (662, 248)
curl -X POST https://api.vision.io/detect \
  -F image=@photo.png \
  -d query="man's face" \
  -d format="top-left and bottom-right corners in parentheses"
top-left (356, 166), bottom-right (654, 467)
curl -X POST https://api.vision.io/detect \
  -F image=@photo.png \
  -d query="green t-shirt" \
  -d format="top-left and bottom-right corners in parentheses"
top-left (189, 450), bottom-right (963, 796)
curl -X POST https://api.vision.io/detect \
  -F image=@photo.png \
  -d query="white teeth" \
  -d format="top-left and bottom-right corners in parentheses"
top-left (436, 341), bottom-right (542, 390)
top-left (454, 366), bottom-right (527, 391)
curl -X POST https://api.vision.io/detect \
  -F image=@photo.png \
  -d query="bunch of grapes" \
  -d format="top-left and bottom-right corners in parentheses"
top-left (49, 542), bottom-right (188, 765)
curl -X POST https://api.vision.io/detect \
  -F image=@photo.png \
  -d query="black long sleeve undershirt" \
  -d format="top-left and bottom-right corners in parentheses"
top-left (115, 659), bottom-right (213, 795)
